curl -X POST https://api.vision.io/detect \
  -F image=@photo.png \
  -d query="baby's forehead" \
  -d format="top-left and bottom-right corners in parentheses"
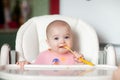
top-left (49, 26), bottom-right (72, 35)
top-left (50, 25), bottom-right (70, 30)
top-left (46, 20), bottom-right (72, 37)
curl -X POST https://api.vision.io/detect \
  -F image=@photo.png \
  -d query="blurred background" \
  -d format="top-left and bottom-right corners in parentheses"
top-left (0, 0), bottom-right (59, 49)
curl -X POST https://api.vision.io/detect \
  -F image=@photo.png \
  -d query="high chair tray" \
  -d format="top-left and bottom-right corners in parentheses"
top-left (0, 65), bottom-right (117, 80)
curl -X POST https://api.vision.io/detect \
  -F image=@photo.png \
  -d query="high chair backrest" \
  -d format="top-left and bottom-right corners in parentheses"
top-left (16, 15), bottom-right (99, 64)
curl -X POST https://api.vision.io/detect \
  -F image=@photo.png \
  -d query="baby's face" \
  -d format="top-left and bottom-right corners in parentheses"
top-left (47, 25), bottom-right (73, 54)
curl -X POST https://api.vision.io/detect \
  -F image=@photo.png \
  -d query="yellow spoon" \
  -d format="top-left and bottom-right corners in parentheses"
top-left (64, 46), bottom-right (94, 66)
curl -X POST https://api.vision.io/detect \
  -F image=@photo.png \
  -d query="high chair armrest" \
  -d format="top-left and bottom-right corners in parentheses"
top-left (0, 44), bottom-right (10, 65)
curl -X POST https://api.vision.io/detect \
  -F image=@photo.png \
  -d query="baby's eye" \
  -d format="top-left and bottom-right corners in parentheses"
top-left (64, 36), bottom-right (70, 39)
top-left (54, 37), bottom-right (59, 40)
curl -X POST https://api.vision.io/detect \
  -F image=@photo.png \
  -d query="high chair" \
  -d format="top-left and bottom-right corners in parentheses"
top-left (0, 15), bottom-right (116, 66)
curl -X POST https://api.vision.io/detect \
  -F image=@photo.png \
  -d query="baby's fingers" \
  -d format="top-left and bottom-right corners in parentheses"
top-left (16, 61), bottom-right (29, 70)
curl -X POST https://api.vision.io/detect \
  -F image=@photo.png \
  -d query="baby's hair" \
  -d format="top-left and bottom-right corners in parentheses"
top-left (46, 20), bottom-right (72, 38)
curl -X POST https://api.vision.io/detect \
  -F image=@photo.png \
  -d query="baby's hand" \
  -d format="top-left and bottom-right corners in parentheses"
top-left (73, 51), bottom-right (84, 64)
top-left (16, 61), bottom-right (30, 69)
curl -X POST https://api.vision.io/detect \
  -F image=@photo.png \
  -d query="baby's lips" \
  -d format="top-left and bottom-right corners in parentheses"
top-left (59, 46), bottom-right (64, 48)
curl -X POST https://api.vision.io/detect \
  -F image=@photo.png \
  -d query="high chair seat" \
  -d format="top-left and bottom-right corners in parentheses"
top-left (0, 15), bottom-right (116, 65)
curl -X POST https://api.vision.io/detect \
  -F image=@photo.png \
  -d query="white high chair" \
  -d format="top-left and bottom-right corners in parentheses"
top-left (0, 15), bottom-right (116, 66)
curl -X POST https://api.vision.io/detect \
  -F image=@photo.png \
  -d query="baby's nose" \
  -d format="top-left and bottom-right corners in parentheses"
top-left (60, 39), bottom-right (65, 43)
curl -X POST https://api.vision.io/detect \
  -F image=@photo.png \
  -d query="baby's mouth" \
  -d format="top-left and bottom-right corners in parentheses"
top-left (59, 46), bottom-right (64, 48)
top-left (59, 45), bottom-right (68, 49)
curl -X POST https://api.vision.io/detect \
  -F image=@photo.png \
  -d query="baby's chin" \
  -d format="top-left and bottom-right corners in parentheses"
top-left (58, 50), bottom-right (69, 54)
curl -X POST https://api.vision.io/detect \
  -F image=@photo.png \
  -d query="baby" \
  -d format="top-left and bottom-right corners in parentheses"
top-left (16, 20), bottom-right (84, 67)
top-left (34, 20), bottom-right (83, 65)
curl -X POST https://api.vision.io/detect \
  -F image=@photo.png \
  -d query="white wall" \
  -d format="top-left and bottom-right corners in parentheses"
top-left (60, 0), bottom-right (120, 45)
